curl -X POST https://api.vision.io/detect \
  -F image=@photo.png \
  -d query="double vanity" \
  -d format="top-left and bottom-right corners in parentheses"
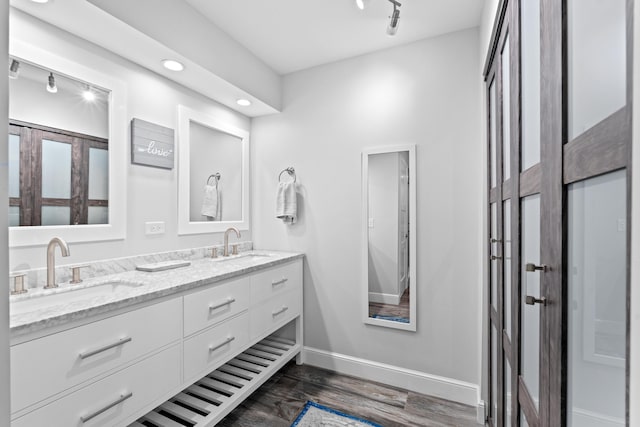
top-left (9, 246), bottom-right (304, 426)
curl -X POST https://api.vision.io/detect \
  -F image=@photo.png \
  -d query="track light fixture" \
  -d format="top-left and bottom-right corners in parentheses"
top-left (82, 85), bottom-right (96, 101)
top-left (387, 0), bottom-right (401, 36)
top-left (9, 59), bottom-right (20, 79)
top-left (46, 72), bottom-right (58, 93)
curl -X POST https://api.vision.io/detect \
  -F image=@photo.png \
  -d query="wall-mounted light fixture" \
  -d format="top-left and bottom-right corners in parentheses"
top-left (9, 60), bottom-right (20, 79)
top-left (46, 72), bottom-right (58, 93)
top-left (386, 0), bottom-right (401, 36)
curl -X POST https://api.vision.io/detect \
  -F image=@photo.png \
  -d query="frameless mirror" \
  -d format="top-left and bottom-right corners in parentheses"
top-left (362, 145), bottom-right (416, 331)
top-left (8, 40), bottom-right (127, 247)
top-left (177, 105), bottom-right (249, 234)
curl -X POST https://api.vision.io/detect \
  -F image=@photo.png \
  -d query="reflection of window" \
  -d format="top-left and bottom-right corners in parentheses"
top-left (8, 121), bottom-right (108, 226)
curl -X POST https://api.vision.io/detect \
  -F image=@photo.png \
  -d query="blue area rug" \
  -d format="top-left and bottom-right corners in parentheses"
top-left (291, 401), bottom-right (383, 427)
top-left (371, 314), bottom-right (410, 323)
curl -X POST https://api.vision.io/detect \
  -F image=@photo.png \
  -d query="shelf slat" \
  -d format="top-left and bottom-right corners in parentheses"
top-left (129, 334), bottom-right (300, 427)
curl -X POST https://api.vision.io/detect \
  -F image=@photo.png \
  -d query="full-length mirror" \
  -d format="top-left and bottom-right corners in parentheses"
top-left (178, 105), bottom-right (249, 234)
top-left (8, 41), bottom-right (127, 247)
top-left (362, 145), bottom-right (416, 331)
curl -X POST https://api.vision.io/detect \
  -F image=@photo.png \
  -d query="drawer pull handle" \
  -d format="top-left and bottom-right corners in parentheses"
top-left (79, 337), bottom-right (132, 360)
top-left (272, 306), bottom-right (289, 316)
top-left (272, 277), bottom-right (288, 286)
top-left (209, 297), bottom-right (236, 311)
top-left (209, 336), bottom-right (235, 352)
top-left (80, 391), bottom-right (133, 423)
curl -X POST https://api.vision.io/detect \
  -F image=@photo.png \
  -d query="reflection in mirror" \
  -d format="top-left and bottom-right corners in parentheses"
top-left (8, 58), bottom-right (110, 227)
top-left (189, 122), bottom-right (243, 222)
top-left (362, 145), bottom-right (416, 331)
top-left (178, 105), bottom-right (249, 235)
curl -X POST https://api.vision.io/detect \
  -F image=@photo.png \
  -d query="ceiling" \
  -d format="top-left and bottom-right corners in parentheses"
top-left (9, 0), bottom-right (485, 116)
top-left (185, 0), bottom-right (485, 75)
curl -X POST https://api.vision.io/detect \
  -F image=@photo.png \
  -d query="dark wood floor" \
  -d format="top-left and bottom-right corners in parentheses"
top-left (218, 362), bottom-right (479, 426)
top-left (369, 287), bottom-right (410, 319)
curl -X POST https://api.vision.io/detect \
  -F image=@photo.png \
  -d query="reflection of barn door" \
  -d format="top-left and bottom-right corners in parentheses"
top-left (399, 156), bottom-right (409, 293)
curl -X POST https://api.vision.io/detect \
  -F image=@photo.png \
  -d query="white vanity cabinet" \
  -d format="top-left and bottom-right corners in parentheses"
top-left (11, 298), bottom-right (183, 416)
top-left (10, 256), bottom-right (304, 427)
top-left (12, 344), bottom-right (182, 427)
top-left (250, 260), bottom-right (303, 341)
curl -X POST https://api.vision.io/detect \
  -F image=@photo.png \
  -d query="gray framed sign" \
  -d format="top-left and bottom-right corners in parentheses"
top-left (131, 118), bottom-right (175, 169)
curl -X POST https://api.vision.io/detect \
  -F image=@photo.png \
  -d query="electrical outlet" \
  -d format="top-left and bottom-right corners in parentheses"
top-left (145, 221), bottom-right (165, 235)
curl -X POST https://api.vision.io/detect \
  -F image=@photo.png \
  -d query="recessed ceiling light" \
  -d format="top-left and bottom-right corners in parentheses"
top-left (30, 0), bottom-right (50, 3)
top-left (162, 59), bottom-right (184, 72)
top-left (236, 99), bottom-right (252, 107)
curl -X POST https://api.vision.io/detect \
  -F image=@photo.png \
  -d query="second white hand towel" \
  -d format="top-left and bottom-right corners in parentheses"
top-left (276, 181), bottom-right (297, 224)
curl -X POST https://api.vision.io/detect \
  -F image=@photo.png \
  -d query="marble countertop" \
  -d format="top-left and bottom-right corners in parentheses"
top-left (10, 250), bottom-right (303, 338)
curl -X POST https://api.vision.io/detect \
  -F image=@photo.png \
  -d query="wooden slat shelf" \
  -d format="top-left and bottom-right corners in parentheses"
top-left (129, 335), bottom-right (300, 427)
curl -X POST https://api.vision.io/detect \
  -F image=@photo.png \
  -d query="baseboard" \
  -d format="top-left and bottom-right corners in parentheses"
top-left (368, 291), bottom-right (401, 305)
top-left (303, 346), bottom-right (480, 409)
top-left (571, 408), bottom-right (624, 427)
top-left (477, 400), bottom-right (486, 425)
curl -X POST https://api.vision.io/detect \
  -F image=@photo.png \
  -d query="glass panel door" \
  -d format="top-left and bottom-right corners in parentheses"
top-left (567, 170), bottom-right (627, 426)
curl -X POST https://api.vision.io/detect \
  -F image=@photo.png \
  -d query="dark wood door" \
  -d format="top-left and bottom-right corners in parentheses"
top-left (484, 1), bottom-right (631, 426)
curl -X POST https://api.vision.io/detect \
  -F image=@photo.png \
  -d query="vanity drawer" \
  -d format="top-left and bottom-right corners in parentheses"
top-left (183, 312), bottom-right (250, 383)
top-left (11, 297), bottom-right (182, 413)
top-left (250, 260), bottom-right (302, 304)
top-left (11, 344), bottom-right (181, 427)
top-left (183, 276), bottom-right (250, 336)
top-left (250, 289), bottom-right (302, 340)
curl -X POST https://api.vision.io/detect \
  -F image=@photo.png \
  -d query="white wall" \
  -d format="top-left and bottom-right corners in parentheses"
top-left (0, 0), bottom-right (11, 423)
top-left (8, 9), bottom-right (252, 270)
top-left (252, 28), bottom-right (483, 397)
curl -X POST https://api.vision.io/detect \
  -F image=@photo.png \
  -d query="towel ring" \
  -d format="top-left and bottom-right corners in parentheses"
top-left (278, 167), bottom-right (296, 183)
top-left (207, 173), bottom-right (221, 187)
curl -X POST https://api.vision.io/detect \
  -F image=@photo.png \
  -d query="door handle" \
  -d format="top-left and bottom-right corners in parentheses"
top-left (491, 255), bottom-right (502, 260)
top-left (525, 295), bottom-right (547, 306)
top-left (526, 263), bottom-right (548, 272)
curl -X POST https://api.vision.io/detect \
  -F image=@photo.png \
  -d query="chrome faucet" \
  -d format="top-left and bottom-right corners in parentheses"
top-left (223, 227), bottom-right (241, 257)
top-left (45, 237), bottom-right (70, 289)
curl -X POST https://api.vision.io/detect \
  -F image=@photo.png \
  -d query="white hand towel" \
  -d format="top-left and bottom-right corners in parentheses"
top-left (201, 184), bottom-right (218, 219)
top-left (276, 181), bottom-right (297, 224)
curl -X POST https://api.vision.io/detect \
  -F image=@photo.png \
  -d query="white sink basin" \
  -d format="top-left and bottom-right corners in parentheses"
top-left (10, 280), bottom-right (143, 316)
top-left (212, 253), bottom-right (272, 263)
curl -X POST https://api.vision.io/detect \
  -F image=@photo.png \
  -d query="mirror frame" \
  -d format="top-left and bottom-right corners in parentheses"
top-left (8, 39), bottom-right (127, 247)
top-left (362, 144), bottom-right (417, 331)
top-left (177, 105), bottom-right (250, 235)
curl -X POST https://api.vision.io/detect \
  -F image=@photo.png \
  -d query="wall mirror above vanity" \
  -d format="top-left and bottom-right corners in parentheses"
top-left (362, 145), bottom-right (417, 331)
top-left (7, 41), bottom-right (127, 247)
top-left (177, 105), bottom-right (250, 235)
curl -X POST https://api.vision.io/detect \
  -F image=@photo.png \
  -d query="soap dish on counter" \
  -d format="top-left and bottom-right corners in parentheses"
top-left (135, 260), bottom-right (191, 272)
